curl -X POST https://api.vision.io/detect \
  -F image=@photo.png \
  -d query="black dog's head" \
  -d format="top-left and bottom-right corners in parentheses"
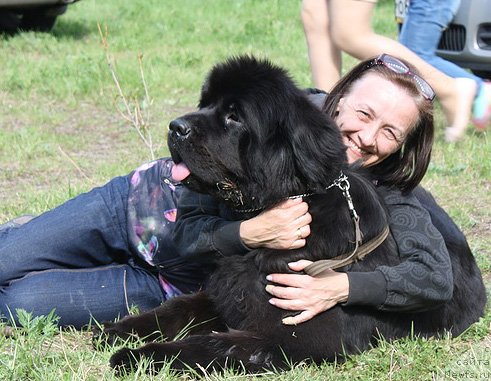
top-left (168, 56), bottom-right (347, 210)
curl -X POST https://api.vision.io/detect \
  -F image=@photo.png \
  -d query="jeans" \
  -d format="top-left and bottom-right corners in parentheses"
top-left (0, 175), bottom-right (165, 329)
top-left (399, 0), bottom-right (483, 91)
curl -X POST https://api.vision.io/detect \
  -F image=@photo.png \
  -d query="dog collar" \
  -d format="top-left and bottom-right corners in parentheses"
top-left (234, 170), bottom-right (355, 214)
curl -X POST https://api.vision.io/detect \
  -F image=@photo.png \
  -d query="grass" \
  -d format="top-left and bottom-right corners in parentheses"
top-left (0, 0), bottom-right (489, 380)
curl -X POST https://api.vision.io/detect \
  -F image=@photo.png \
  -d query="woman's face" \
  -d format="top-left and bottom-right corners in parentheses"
top-left (335, 72), bottom-right (419, 167)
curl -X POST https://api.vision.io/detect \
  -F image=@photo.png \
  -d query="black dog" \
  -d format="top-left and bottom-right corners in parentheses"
top-left (100, 56), bottom-right (486, 374)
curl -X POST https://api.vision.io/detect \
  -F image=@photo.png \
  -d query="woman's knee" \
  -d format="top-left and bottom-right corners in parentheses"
top-left (0, 285), bottom-right (48, 324)
top-left (0, 265), bottom-right (163, 328)
top-left (301, 0), bottom-right (329, 34)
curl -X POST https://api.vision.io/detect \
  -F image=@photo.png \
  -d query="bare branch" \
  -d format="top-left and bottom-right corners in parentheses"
top-left (57, 146), bottom-right (94, 184)
top-left (97, 23), bottom-right (156, 160)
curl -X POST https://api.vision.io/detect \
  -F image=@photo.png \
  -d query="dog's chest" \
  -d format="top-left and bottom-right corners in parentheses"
top-left (205, 255), bottom-right (288, 330)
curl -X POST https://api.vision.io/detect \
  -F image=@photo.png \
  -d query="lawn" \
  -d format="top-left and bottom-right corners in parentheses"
top-left (0, 0), bottom-right (489, 380)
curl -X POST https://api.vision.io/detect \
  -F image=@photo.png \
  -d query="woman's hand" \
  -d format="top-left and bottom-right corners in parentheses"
top-left (239, 198), bottom-right (311, 250)
top-left (265, 260), bottom-right (349, 325)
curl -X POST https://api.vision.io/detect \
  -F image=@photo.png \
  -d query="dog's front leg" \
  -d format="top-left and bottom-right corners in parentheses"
top-left (94, 292), bottom-right (226, 347)
top-left (110, 330), bottom-right (285, 375)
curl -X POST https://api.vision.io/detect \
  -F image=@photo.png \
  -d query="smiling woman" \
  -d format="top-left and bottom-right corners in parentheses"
top-left (0, 55), bottom-right (484, 349)
top-left (0, 0), bottom-right (488, 377)
top-left (322, 54), bottom-right (434, 193)
top-left (0, 53), bottom-right (486, 381)
top-left (335, 72), bottom-right (419, 166)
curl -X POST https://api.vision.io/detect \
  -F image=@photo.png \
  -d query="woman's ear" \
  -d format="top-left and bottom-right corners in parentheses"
top-left (337, 97), bottom-right (345, 110)
top-left (334, 97), bottom-right (345, 117)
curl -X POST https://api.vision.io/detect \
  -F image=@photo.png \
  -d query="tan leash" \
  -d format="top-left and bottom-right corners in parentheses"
top-left (304, 225), bottom-right (390, 276)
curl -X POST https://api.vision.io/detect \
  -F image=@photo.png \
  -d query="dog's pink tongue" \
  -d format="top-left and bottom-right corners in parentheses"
top-left (171, 162), bottom-right (191, 182)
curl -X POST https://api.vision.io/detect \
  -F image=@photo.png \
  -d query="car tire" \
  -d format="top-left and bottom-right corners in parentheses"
top-left (0, 11), bottom-right (21, 33)
top-left (20, 12), bottom-right (57, 32)
top-left (471, 70), bottom-right (491, 80)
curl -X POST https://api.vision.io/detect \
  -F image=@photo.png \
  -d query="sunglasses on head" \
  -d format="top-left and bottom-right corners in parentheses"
top-left (366, 54), bottom-right (436, 102)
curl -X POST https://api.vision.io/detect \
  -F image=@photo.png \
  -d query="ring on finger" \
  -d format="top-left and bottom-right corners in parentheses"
top-left (297, 227), bottom-right (303, 240)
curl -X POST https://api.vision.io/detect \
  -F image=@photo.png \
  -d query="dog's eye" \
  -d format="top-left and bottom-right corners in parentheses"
top-left (225, 104), bottom-right (241, 125)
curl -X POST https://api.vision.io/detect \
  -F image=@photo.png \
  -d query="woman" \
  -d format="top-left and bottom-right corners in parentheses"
top-left (0, 54), bottom-right (459, 329)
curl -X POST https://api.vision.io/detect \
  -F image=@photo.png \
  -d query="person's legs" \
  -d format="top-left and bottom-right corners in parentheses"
top-left (328, 0), bottom-right (475, 140)
top-left (301, 0), bottom-right (341, 91)
top-left (0, 263), bottom-right (164, 329)
top-left (0, 175), bottom-right (131, 286)
top-left (0, 175), bottom-right (165, 328)
top-left (399, 0), bottom-right (480, 84)
top-left (328, 0), bottom-right (376, 58)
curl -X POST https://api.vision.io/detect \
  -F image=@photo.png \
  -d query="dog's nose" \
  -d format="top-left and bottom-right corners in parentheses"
top-left (169, 118), bottom-right (192, 138)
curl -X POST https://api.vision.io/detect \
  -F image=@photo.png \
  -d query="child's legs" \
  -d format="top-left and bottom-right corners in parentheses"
top-left (301, 0), bottom-right (342, 91)
top-left (399, 0), bottom-right (480, 85)
top-left (0, 263), bottom-right (164, 329)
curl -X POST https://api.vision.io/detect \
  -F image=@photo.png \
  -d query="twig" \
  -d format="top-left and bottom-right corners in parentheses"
top-left (98, 23), bottom-right (156, 160)
top-left (58, 146), bottom-right (93, 183)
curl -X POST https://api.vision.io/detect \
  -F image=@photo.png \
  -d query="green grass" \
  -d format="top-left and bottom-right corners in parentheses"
top-left (0, 0), bottom-right (489, 380)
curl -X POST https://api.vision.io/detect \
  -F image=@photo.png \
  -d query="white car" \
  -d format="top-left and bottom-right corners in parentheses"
top-left (0, 0), bottom-right (79, 32)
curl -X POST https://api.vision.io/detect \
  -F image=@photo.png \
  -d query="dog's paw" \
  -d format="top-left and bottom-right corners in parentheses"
top-left (91, 325), bottom-right (107, 350)
top-left (110, 344), bottom-right (171, 375)
top-left (110, 347), bottom-right (140, 376)
top-left (92, 321), bottom-right (135, 350)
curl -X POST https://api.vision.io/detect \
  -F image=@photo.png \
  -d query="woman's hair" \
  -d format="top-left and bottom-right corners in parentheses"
top-left (322, 56), bottom-right (434, 194)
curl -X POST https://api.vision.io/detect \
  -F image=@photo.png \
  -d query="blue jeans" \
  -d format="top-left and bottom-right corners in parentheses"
top-left (399, 0), bottom-right (483, 91)
top-left (0, 176), bottom-right (165, 329)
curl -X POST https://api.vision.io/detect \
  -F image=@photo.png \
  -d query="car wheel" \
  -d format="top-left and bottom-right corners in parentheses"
top-left (472, 70), bottom-right (491, 80)
top-left (0, 11), bottom-right (21, 33)
top-left (20, 12), bottom-right (57, 32)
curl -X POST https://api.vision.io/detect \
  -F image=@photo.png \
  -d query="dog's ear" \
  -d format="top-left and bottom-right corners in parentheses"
top-left (288, 97), bottom-right (348, 189)
top-left (241, 94), bottom-right (348, 199)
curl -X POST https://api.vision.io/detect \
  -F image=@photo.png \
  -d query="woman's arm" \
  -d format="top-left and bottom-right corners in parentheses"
top-left (173, 188), bottom-right (312, 259)
top-left (370, 187), bottom-right (454, 310)
top-left (173, 188), bottom-right (247, 259)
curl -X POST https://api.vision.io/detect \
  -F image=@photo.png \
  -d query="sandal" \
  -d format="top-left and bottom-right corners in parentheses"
top-left (472, 81), bottom-right (491, 130)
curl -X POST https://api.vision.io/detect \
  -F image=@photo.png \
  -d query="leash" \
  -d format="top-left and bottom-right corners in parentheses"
top-left (304, 225), bottom-right (390, 276)
top-left (304, 171), bottom-right (390, 276)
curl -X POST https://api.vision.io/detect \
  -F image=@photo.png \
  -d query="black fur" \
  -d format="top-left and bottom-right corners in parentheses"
top-left (99, 56), bottom-right (486, 375)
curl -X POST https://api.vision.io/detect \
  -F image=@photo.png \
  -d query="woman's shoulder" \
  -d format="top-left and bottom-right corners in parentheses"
top-left (378, 185), bottom-right (467, 242)
top-left (375, 184), bottom-right (421, 207)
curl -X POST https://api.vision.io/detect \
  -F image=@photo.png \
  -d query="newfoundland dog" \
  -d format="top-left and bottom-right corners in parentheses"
top-left (99, 56), bottom-right (486, 374)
